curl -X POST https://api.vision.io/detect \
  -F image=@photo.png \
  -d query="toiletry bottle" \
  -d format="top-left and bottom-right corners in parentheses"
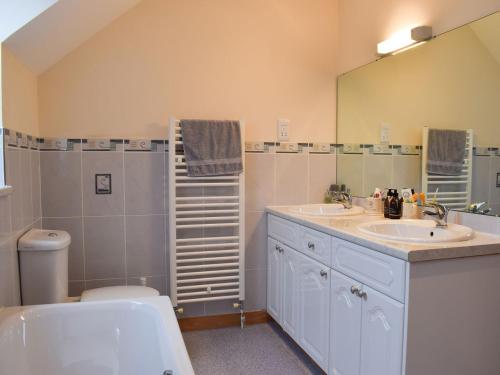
top-left (389, 191), bottom-right (402, 219)
top-left (384, 189), bottom-right (393, 218)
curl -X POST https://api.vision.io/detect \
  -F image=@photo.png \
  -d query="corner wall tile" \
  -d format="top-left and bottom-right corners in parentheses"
top-left (245, 268), bottom-right (267, 311)
top-left (275, 153), bottom-right (308, 205)
top-left (337, 154), bottom-right (363, 197)
top-left (124, 152), bottom-right (165, 215)
top-left (308, 154), bottom-right (336, 204)
top-left (84, 216), bottom-right (126, 280)
top-left (392, 155), bottom-right (421, 193)
top-left (363, 154), bottom-right (392, 196)
top-left (30, 151), bottom-right (42, 220)
top-left (245, 153), bottom-right (275, 211)
top-left (125, 215), bottom-right (166, 277)
top-left (245, 212), bottom-right (267, 270)
top-left (41, 151), bottom-right (82, 217)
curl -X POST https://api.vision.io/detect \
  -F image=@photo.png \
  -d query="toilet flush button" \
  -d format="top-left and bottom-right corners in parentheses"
top-left (48, 232), bottom-right (58, 237)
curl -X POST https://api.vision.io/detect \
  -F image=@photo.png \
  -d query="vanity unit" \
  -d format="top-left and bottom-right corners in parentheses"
top-left (266, 206), bottom-right (500, 375)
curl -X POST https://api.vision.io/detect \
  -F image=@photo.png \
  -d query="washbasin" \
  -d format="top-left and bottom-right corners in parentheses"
top-left (289, 204), bottom-right (364, 217)
top-left (357, 219), bottom-right (473, 243)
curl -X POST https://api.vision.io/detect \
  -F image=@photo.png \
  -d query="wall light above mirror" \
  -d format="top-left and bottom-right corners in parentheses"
top-left (377, 26), bottom-right (433, 56)
top-left (337, 11), bottom-right (500, 217)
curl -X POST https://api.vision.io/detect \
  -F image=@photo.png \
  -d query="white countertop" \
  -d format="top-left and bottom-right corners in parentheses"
top-left (266, 206), bottom-right (500, 262)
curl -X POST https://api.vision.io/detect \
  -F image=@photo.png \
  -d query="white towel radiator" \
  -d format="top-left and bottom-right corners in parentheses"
top-left (168, 117), bottom-right (245, 315)
top-left (422, 126), bottom-right (473, 209)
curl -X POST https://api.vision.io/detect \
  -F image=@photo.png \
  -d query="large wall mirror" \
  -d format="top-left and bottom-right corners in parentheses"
top-left (337, 12), bottom-right (500, 216)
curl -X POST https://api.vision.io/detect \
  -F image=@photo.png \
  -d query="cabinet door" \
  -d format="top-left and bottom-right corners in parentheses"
top-left (298, 253), bottom-right (330, 372)
top-left (282, 245), bottom-right (299, 339)
top-left (360, 285), bottom-right (404, 375)
top-left (329, 270), bottom-right (363, 375)
top-left (267, 237), bottom-right (282, 323)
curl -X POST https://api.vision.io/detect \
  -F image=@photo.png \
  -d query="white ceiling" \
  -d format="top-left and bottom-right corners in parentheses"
top-left (4, 0), bottom-right (142, 74)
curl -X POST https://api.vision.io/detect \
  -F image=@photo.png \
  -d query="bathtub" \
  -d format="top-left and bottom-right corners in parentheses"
top-left (0, 296), bottom-right (194, 375)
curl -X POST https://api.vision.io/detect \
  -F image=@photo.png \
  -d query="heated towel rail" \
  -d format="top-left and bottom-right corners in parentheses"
top-left (422, 127), bottom-right (473, 209)
top-left (168, 117), bottom-right (245, 311)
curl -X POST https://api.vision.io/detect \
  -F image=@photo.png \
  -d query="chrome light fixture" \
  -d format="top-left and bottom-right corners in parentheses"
top-left (377, 26), bottom-right (432, 56)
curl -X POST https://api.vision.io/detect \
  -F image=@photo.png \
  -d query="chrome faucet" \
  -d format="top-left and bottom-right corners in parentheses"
top-left (331, 191), bottom-right (353, 209)
top-left (423, 202), bottom-right (448, 227)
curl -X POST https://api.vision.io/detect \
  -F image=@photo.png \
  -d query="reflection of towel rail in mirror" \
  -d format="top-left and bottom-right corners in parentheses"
top-left (422, 126), bottom-right (473, 210)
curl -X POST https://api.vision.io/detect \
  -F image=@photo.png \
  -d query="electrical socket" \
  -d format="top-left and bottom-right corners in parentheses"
top-left (277, 119), bottom-right (290, 141)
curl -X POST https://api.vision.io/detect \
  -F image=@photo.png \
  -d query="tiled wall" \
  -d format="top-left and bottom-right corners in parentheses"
top-left (472, 152), bottom-right (500, 214)
top-left (336, 145), bottom-right (422, 197)
top-left (0, 129), bottom-right (42, 307)
top-left (37, 139), bottom-right (169, 298)
top-left (31, 134), bottom-right (336, 316)
top-left (337, 145), bottom-right (500, 216)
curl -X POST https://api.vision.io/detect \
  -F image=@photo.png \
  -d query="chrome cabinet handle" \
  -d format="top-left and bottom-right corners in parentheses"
top-left (320, 269), bottom-right (328, 278)
top-left (358, 290), bottom-right (367, 299)
top-left (275, 244), bottom-right (280, 251)
top-left (307, 241), bottom-right (315, 250)
top-left (350, 285), bottom-right (361, 296)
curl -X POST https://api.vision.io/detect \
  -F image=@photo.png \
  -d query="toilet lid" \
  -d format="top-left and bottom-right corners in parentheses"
top-left (80, 286), bottom-right (159, 302)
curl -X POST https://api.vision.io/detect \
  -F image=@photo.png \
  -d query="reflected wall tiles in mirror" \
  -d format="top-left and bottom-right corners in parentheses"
top-left (337, 11), bottom-right (500, 216)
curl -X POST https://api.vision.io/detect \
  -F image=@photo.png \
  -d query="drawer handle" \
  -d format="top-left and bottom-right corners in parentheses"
top-left (307, 241), bottom-right (315, 250)
top-left (320, 270), bottom-right (328, 278)
top-left (350, 285), bottom-right (360, 295)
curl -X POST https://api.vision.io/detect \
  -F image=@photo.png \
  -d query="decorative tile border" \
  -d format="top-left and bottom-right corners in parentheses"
top-left (2, 128), bottom-right (499, 157)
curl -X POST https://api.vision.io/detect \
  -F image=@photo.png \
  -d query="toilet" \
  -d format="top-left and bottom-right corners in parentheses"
top-left (18, 229), bottom-right (159, 305)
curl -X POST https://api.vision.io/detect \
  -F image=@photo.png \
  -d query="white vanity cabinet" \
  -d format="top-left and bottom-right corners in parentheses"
top-left (268, 212), bottom-right (500, 375)
top-left (268, 214), bottom-right (405, 375)
top-left (297, 254), bottom-right (330, 370)
top-left (330, 270), bottom-right (404, 375)
top-left (267, 223), bottom-right (331, 372)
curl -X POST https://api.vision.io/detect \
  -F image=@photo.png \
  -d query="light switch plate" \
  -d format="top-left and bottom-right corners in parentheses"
top-left (277, 119), bottom-right (290, 141)
top-left (380, 122), bottom-right (391, 144)
top-left (95, 174), bottom-right (112, 194)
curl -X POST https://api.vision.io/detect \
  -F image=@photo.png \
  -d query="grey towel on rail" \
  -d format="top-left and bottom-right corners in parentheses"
top-left (426, 128), bottom-right (467, 176)
top-left (180, 119), bottom-right (243, 177)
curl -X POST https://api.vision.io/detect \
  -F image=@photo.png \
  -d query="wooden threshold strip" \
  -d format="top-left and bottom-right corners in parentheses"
top-left (178, 310), bottom-right (271, 332)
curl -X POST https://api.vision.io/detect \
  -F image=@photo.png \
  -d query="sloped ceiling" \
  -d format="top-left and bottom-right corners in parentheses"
top-left (3, 0), bottom-right (142, 74)
top-left (470, 12), bottom-right (500, 64)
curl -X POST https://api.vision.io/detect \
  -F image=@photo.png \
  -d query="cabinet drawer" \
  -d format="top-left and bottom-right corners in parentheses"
top-left (268, 214), bottom-right (300, 250)
top-left (331, 237), bottom-right (406, 302)
top-left (300, 227), bottom-right (332, 267)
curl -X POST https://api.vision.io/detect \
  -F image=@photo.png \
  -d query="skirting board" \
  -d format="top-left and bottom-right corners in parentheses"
top-left (178, 310), bottom-right (271, 332)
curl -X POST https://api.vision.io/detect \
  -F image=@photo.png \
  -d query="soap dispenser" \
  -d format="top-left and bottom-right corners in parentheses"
top-left (383, 189), bottom-right (393, 218)
top-left (389, 190), bottom-right (403, 219)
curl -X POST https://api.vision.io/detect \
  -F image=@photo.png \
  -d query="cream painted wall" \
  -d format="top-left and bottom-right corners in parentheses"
top-left (338, 23), bottom-right (500, 146)
top-left (1, 46), bottom-right (39, 135)
top-left (38, 0), bottom-right (338, 142)
top-left (338, 0), bottom-right (500, 73)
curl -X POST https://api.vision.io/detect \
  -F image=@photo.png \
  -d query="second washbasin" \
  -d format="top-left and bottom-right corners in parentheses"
top-left (357, 219), bottom-right (474, 243)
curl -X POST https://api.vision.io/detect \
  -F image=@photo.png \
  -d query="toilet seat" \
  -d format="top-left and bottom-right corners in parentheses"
top-left (80, 286), bottom-right (159, 302)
